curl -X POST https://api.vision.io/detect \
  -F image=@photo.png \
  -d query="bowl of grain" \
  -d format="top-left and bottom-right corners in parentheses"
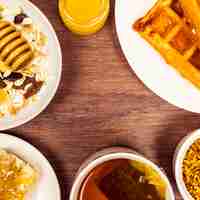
top-left (174, 129), bottom-right (200, 200)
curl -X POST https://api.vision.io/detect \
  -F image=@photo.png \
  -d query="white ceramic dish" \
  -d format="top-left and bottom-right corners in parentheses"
top-left (0, 133), bottom-right (61, 200)
top-left (115, 0), bottom-right (200, 113)
top-left (0, 0), bottom-right (62, 130)
top-left (70, 147), bottom-right (175, 200)
top-left (173, 129), bottom-right (200, 200)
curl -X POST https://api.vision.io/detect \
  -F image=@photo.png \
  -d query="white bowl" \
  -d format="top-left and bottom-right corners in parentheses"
top-left (173, 129), bottom-right (200, 200)
top-left (70, 147), bottom-right (175, 200)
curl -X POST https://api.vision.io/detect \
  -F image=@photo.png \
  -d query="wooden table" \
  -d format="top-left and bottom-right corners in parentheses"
top-left (6, 0), bottom-right (200, 199)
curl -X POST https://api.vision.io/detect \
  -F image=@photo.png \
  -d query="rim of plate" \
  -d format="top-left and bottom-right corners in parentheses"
top-left (0, 0), bottom-right (62, 130)
top-left (115, 0), bottom-right (200, 113)
top-left (0, 133), bottom-right (61, 200)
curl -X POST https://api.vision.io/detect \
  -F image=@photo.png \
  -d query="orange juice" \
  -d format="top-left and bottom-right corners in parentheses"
top-left (59, 0), bottom-right (110, 35)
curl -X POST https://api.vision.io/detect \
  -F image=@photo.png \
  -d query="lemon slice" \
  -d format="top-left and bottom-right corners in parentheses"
top-left (130, 160), bottom-right (166, 199)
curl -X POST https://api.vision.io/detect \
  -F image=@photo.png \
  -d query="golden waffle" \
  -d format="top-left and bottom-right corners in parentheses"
top-left (0, 20), bottom-right (34, 73)
top-left (134, 0), bottom-right (200, 89)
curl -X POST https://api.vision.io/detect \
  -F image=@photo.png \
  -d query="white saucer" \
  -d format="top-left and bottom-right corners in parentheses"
top-left (0, 133), bottom-right (61, 200)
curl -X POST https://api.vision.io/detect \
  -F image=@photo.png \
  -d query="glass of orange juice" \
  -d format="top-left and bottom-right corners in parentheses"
top-left (59, 0), bottom-right (110, 35)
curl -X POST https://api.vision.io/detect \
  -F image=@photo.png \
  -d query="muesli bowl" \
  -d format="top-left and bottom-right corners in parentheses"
top-left (70, 147), bottom-right (175, 200)
top-left (173, 129), bottom-right (200, 200)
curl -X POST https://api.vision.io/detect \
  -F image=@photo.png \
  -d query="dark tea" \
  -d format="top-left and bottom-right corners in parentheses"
top-left (79, 159), bottom-right (166, 200)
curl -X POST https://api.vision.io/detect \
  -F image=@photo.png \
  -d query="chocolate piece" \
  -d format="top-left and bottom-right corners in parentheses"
top-left (5, 72), bottom-right (23, 81)
top-left (24, 80), bottom-right (43, 99)
top-left (0, 80), bottom-right (6, 89)
top-left (13, 76), bottom-right (44, 98)
top-left (14, 13), bottom-right (27, 24)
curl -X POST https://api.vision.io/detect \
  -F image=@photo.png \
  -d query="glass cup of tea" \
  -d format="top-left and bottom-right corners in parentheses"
top-left (69, 147), bottom-right (175, 200)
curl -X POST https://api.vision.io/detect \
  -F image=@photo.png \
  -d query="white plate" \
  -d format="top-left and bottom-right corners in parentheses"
top-left (0, 133), bottom-right (61, 200)
top-left (115, 0), bottom-right (200, 113)
top-left (0, 0), bottom-right (62, 130)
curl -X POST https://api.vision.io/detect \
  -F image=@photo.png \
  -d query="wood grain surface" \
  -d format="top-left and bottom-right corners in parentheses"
top-left (5, 0), bottom-right (200, 199)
